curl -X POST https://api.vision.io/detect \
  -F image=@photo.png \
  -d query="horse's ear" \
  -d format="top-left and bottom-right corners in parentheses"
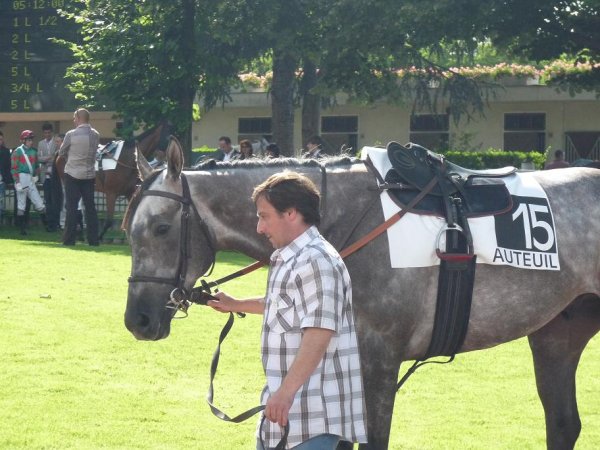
top-left (136, 146), bottom-right (153, 180)
top-left (166, 136), bottom-right (184, 179)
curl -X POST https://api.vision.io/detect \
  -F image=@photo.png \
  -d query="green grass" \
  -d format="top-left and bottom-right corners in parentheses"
top-left (1, 226), bottom-right (599, 449)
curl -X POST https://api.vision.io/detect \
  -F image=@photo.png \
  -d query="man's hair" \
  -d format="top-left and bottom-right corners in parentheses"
top-left (42, 123), bottom-right (53, 132)
top-left (75, 108), bottom-right (90, 123)
top-left (218, 136), bottom-right (231, 145)
top-left (554, 149), bottom-right (564, 159)
top-left (265, 143), bottom-right (280, 157)
top-left (252, 171), bottom-right (321, 226)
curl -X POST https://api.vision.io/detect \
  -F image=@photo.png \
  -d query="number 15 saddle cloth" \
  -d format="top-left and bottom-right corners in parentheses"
top-left (361, 145), bottom-right (560, 271)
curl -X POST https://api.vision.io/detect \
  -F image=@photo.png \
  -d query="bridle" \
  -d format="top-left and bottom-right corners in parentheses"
top-left (127, 172), bottom-right (216, 316)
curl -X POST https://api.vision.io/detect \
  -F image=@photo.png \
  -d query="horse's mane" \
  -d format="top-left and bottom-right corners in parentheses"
top-left (190, 155), bottom-right (360, 171)
top-left (121, 170), bottom-right (164, 232)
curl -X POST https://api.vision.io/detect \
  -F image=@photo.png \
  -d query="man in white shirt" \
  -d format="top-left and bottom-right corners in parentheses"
top-left (213, 136), bottom-right (240, 162)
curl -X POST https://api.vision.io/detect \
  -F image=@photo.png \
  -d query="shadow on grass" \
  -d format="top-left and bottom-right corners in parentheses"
top-left (0, 227), bottom-right (132, 256)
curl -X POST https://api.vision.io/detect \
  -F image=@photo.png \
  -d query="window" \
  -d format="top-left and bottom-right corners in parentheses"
top-left (321, 115), bottom-right (358, 154)
top-left (503, 113), bottom-right (545, 152)
top-left (409, 114), bottom-right (449, 151)
top-left (238, 117), bottom-right (272, 143)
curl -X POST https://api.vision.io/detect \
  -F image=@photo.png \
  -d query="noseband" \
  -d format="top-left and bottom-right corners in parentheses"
top-left (127, 172), bottom-right (215, 316)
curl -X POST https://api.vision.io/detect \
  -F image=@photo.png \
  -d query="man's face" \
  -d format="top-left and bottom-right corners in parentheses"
top-left (54, 136), bottom-right (63, 148)
top-left (43, 129), bottom-right (53, 140)
top-left (256, 196), bottom-right (294, 249)
top-left (23, 137), bottom-right (33, 147)
top-left (306, 142), bottom-right (318, 153)
top-left (218, 139), bottom-right (232, 153)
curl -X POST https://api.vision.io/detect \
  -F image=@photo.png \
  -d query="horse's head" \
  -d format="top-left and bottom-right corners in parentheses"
top-left (124, 137), bottom-right (215, 340)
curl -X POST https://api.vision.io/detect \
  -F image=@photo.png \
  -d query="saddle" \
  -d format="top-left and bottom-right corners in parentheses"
top-left (378, 142), bottom-right (518, 360)
top-left (383, 142), bottom-right (515, 220)
top-left (96, 141), bottom-right (120, 162)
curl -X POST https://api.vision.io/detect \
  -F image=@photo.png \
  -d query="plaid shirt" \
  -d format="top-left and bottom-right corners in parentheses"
top-left (258, 226), bottom-right (367, 448)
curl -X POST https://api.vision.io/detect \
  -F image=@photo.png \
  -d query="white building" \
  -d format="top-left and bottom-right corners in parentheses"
top-left (1, 79), bottom-right (599, 162)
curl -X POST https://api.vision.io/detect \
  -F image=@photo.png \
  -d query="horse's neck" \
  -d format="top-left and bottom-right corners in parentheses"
top-left (319, 167), bottom-right (379, 251)
top-left (191, 170), bottom-right (272, 261)
top-left (190, 164), bottom-right (377, 260)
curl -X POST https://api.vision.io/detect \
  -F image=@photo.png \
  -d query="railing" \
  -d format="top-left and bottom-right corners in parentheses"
top-left (1, 186), bottom-right (129, 242)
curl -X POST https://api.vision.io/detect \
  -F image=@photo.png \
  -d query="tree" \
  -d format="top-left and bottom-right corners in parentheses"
top-left (62, 0), bottom-right (264, 163)
top-left (484, 0), bottom-right (600, 92)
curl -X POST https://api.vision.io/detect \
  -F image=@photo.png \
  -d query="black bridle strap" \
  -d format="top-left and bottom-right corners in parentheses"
top-left (128, 173), bottom-right (216, 293)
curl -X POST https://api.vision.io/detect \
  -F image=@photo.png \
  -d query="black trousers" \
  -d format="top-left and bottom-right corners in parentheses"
top-left (63, 174), bottom-right (99, 245)
top-left (46, 175), bottom-right (63, 229)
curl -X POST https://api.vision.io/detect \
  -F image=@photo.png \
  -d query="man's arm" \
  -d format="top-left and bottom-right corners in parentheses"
top-left (265, 327), bottom-right (334, 427)
top-left (207, 292), bottom-right (265, 315)
top-left (58, 133), bottom-right (71, 158)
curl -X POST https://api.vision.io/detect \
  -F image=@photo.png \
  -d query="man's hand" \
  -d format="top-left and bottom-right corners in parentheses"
top-left (207, 292), bottom-right (237, 313)
top-left (207, 293), bottom-right (265, 315)
top-left (15, 182), bottom-right (23, 192)
top-left (265, 388), bottom-right (294, 427)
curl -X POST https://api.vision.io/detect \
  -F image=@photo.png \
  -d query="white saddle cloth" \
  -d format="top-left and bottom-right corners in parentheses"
top-left (361, 146), bottom-right (560, 271)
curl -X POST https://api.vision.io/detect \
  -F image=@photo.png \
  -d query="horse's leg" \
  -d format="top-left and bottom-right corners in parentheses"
top-left (528, 294), bottom-right (600, 450)
top-left (357, 343), bottom-right (402, 450)
top-left (99, 192), bottom-right (116, 240)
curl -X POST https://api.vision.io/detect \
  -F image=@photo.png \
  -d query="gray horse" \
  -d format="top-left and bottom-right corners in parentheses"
top-left (124, 138), bottom-right (600, 449)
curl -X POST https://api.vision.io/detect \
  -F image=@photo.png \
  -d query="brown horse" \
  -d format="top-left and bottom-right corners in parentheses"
top-left (55, 121), bottom-right (172, 239)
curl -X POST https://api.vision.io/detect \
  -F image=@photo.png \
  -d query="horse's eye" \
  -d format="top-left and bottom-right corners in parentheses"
top-left (155, 223), bottom-right (170, 236)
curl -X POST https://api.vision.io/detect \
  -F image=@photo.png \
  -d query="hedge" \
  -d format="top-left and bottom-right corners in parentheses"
top-left (442, 149), bottom-right (546, 170)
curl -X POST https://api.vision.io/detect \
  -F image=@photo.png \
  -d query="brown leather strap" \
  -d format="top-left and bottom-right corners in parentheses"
top-left (195, 177), bottom-right (439, 291)
top-left (340, 177), bottom-right (438, 258)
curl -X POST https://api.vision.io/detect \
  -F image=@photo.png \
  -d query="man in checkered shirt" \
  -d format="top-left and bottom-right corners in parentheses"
top-left (209, 171), bottom-right (367, 449)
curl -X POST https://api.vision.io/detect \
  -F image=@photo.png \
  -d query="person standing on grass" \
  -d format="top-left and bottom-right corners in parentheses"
top-left (0, 131), bottom-right (13, 225)
top-left (208, 172), bottom-right (367, 449)
top-left (58, 108), bottom-right (100, 246)
top-left (11, 130), bottom-right (47, 235)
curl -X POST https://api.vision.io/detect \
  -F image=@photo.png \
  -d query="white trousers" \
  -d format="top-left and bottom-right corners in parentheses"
top-left (16, 184), bottom-right (45, 213)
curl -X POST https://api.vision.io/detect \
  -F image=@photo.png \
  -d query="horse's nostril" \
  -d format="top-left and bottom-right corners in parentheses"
top-left (137, 313), bottom-right (150, 328)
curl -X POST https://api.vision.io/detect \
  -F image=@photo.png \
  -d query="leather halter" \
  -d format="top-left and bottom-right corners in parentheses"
top-left (127, 172), bottom-right (215, 314)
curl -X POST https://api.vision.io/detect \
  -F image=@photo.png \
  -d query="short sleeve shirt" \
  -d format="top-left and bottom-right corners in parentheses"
top-left (59, 123), bottom-right (99, 180)
top-left (258, 226), bottom-right (367, 448)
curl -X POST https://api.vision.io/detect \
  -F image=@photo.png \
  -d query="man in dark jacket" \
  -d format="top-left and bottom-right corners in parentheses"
top-left (0, 131), bottom-right (13, 224)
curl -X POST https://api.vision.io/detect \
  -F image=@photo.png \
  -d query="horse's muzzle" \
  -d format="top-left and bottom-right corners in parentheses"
top-left (124, 304), bottom-right (172, 341)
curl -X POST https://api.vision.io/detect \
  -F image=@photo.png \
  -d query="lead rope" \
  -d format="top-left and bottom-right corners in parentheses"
top-left (206, 311), bottom-right (289, 449)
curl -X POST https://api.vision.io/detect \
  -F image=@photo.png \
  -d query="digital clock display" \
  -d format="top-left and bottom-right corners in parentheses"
top-left (0, 0), bottom-right (80, 112)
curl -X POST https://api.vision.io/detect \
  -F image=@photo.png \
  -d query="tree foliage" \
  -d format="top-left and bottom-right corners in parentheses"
top-left (61, 0), bottom-right (265, 158)
top-left (61, 0), bottom-right (600, 158)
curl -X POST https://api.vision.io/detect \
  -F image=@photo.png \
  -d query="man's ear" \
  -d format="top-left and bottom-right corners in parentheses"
top-left (285, 208), bottom-right (299, 221)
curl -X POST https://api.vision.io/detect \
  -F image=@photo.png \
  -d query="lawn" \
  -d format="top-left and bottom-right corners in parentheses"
top-left (1, 227), bottom-right (599, 449)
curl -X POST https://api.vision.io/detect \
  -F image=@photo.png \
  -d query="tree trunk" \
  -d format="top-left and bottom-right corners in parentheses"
top-left (178, 0), bottom-right (195, 165)
top-left (271, 49), bottom-right (298, 157)
top-left (301, 59), bottom-right (320, 149)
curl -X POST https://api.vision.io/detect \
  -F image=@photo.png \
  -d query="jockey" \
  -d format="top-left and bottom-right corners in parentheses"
top-left (11, 130), bottom-right (47, 235)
